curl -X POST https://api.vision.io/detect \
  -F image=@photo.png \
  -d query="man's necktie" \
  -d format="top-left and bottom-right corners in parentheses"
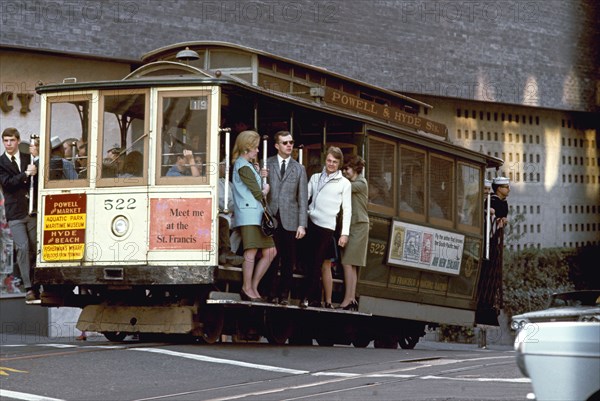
top-left (11, 156), bottom-right (20, 172)
top-left (280, 159), bottom-right (286, 177)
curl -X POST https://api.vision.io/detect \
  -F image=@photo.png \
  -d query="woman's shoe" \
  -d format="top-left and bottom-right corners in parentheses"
top-left (344, 300), bottom-right (359, 311)
top-left (337, 300), bottom-right (358, 311)
top-left (240, 289), bottom-right (262, 302)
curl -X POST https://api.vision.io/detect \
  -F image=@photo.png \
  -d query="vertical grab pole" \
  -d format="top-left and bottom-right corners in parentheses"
top-left (220, 127), bottom-right (231, 214)
top-left (28, 134), bottom-right (38, 216)
top-left (298, 144), bottom-right (304, 166)
top-left (262, 135), bottom-right (268, 187)
top-left (70, 140), bottom-right (77, 164)
top-left (485, 192), bottom-right (491, 259)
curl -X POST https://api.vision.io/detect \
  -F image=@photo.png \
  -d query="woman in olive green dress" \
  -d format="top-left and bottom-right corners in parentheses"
top-left (339, 154), bottom-right (369, 310)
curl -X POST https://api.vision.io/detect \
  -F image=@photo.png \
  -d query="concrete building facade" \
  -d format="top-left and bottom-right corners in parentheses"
top-left (1, 0), bottom-right (599, 250)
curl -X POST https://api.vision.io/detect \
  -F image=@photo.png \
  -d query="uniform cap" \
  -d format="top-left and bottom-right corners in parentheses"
top-left (493, 176), bottom-right (509, 185)
top-left (484, 179), bottom-right (492, 188)
top-left (50, 136), bottom-right (62, 150)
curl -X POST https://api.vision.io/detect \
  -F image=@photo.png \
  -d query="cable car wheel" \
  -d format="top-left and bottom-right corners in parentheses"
top-left (264, 310), bottom-right (293, 345)
top-left (197, 306), bottom-right (224, 344)
top-left (398, 335), bottom-right (420, 349)
top-left (103, 331), bottom-right (127, 342)
top-left (352, 334), bottom-right (372, 348)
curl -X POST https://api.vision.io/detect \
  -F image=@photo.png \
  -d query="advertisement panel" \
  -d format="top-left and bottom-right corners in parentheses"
top-left (387, 220), bottom-right (464, 276)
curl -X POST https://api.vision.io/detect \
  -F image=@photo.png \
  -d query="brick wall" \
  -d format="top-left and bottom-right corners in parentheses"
top-left (1, 0), bottom-right (599, 112)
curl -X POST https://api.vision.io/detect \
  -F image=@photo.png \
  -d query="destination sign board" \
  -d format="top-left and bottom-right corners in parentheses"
top-left (42, 193), bottom-right (86, 261)
top-left (324, 89), bottom-right (447, 139)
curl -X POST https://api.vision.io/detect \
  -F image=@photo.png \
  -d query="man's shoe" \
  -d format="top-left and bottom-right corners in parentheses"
top-left (269, 296), bottom-right (279, 305)
top-left (279, 299), bottom-right (289, 306)
top-left (25, 290), bottom-right (38, 302)
top-left (299, 298), bottom-right (309, 308)
top-left (226, 254), bottom-right (245, 266)
top-left (308, 301), bottom-right (322, 308)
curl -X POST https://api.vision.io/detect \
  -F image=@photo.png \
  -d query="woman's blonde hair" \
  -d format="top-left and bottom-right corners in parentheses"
top-left (232, 130), bottom-right (260, 162)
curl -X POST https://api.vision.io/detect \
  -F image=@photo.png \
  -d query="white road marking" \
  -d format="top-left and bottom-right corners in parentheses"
top-left (0, 389), bottom-right (65, 401)
top-left (131, 347), bottom-right (529, 384)
top-left (420, 375), bottom-right (531, 383)
top-left (131, 347), bottom-right (309, 374)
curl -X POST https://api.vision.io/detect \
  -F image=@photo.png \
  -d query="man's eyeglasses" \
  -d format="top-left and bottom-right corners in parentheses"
top-left (279, 140), bottom-right (294, 146)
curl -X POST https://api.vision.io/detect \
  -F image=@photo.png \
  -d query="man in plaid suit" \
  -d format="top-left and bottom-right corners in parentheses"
top-left (264, 131), bottom-right (308, 305)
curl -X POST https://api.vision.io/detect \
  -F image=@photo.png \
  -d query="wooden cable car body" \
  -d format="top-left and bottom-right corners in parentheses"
top-left (34, 42), bottom-right (503, 348)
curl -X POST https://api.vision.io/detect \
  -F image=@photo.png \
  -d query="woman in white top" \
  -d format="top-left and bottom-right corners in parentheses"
top-left (301, 146), bottom-right (351, 308)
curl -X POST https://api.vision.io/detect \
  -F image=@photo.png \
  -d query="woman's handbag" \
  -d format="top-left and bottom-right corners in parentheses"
top-left (261, 199), bottom-right (275, 237)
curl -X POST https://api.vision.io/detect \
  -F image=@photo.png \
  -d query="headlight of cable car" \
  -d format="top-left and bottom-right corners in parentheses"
top-left (111, 216), bottom-right (129, 237)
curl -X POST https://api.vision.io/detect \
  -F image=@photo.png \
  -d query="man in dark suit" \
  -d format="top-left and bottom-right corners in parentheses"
top-left (0, 127), bottom-right (38, 302)
top-left (265, 131), bottom-right (308, 305)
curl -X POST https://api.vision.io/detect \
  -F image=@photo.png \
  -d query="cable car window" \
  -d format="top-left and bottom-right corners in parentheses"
top-left (457, 163), bottom-right (481, 228)
top-left (46, 97), bottom-right (90, 184)
top-left (367, 136), bottom-right (395, 211)
top-left (399, 146), bottom-right (425, 215)
top-left (429, 154), bottom-right (454, 222)
top-left (209, 50), bottom-right (252, 69)
top-left (158, 92), bottom-right (209, 182)
top-left (99, 92), bottom-right (147, 185)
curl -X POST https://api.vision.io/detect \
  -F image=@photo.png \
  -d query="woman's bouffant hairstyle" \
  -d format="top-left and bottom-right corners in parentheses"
top-left (344, 153), bottom-right (365, 174)
top-left (232, 130), bottom-right (260, 161)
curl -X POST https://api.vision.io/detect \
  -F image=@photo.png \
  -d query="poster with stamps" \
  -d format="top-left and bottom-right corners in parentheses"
top-left (387, 219), bottom-right (464, 276)
top-left (390, 225), bottom-right (405, 260)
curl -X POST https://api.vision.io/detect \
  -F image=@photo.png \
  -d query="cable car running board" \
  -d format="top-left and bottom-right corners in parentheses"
top-left (206, 292), bottom-right (372, 316)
